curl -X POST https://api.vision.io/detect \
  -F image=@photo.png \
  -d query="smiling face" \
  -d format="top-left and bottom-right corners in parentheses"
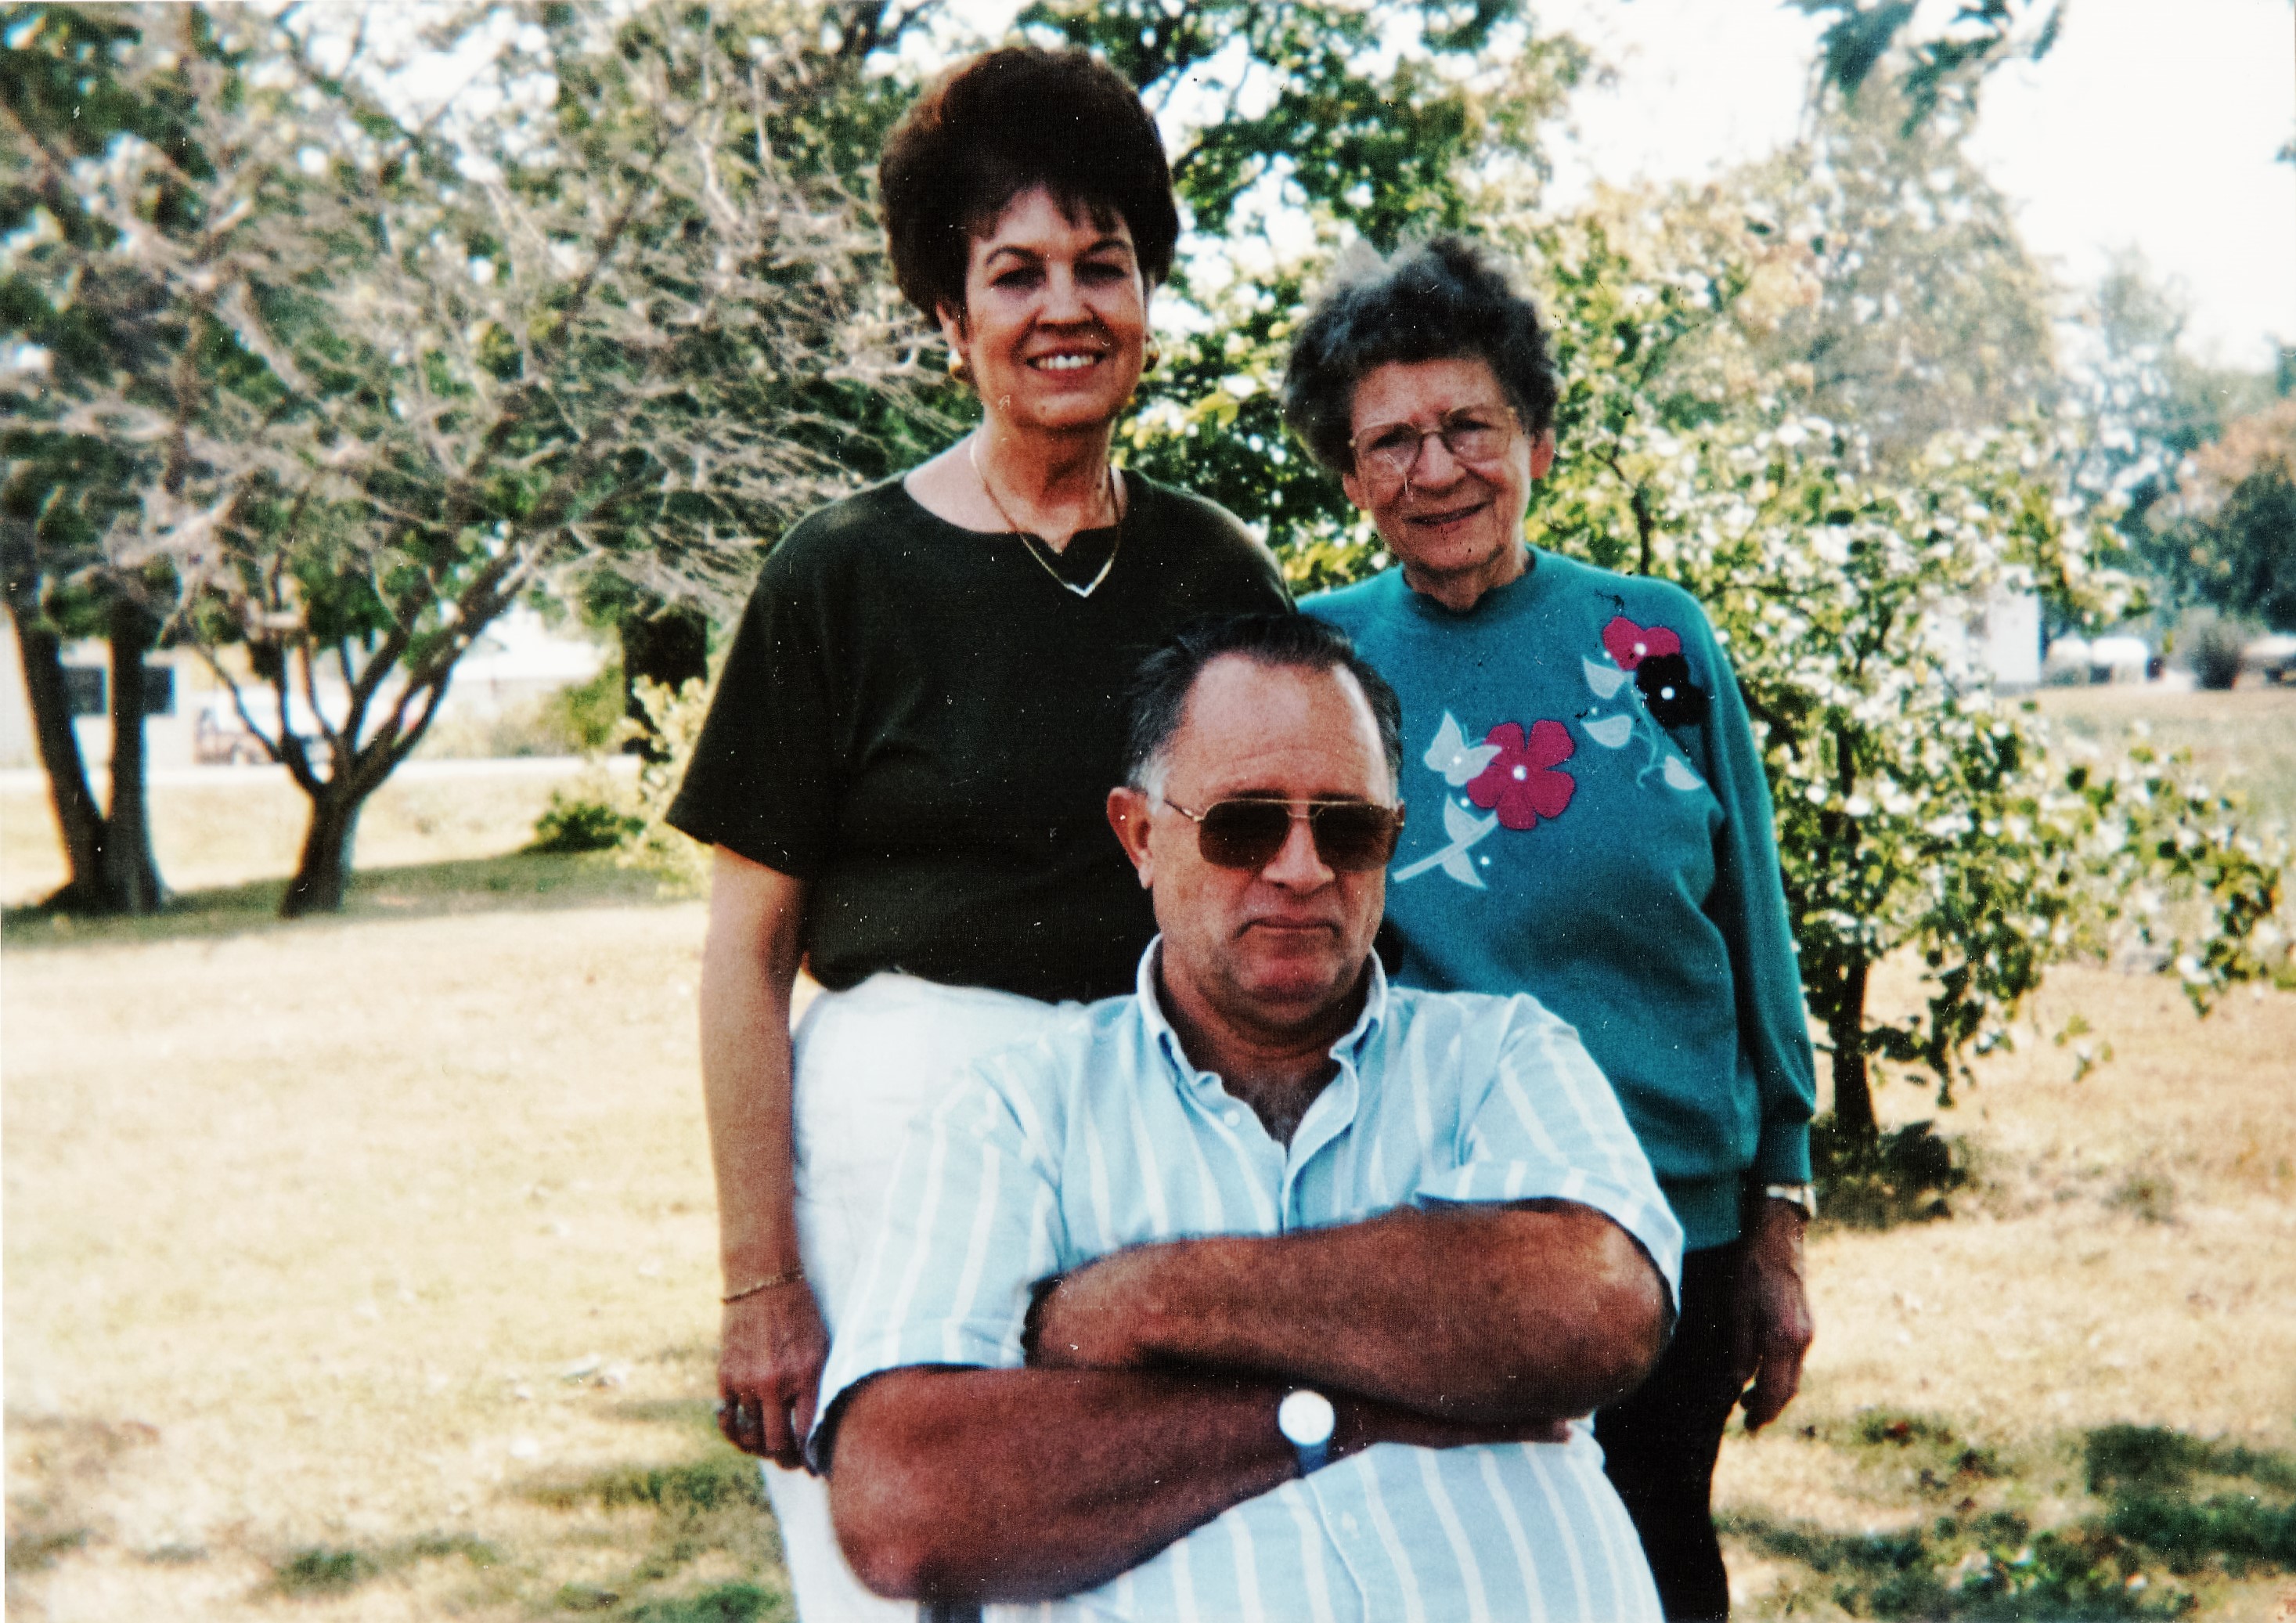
top-left (1339, 356), bottom-right (1556, 613)
top-left (1107, 655), bottom-right (1394, 1048)
top-left (939, 186), bottom-right (1148, 438)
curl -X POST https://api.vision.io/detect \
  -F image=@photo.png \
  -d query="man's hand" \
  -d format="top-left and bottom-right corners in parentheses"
top-left (1732, 1197), bottom-right (1814, 1433)
top-left (718, 1282), bottom-right (829, 1467)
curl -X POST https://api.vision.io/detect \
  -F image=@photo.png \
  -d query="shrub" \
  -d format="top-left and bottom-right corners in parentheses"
top-left (1812, 1116), bottom-right (1969, 1228)
top-left (546, 659), bottom-right (633, 753)
top-left (2176, 611), bottom-right (2249, 691)
top-left (528, 790), bottom-right (643, 854)
top-left (621, 673), bottom-right (715, 893)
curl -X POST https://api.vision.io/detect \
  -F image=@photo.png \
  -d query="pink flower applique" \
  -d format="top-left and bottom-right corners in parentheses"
top-left (1602, 615), bottom-right (1681, 672)
top-left (1466, 720), bottom-right (1577, 831)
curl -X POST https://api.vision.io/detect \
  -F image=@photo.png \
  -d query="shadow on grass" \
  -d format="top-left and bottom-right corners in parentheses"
top-left (1726, 1418), bottom-right (2296, 1618)
top-left (5, 1414), bottom-right (160, 1586)
top-left (1, 849), bottom-right (690, 950)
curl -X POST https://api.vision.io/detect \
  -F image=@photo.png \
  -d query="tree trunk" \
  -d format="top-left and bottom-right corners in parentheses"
top-left (280, 785), bottom-right (365, 918)
top-left (1829, 954), bottom-right (1877, 1145)
top-left (618, 604), bottom-right (709, 758)
top-left (8, 599), bottom-right (114, 911)
top-left (95, 601), bottom-right (166, 914)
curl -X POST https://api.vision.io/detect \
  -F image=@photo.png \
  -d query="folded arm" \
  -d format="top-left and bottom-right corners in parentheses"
top-left (828, 1365), bottom-right (1559, 1602)
top-left (1029, 1199), bottom-right (1668, 1423)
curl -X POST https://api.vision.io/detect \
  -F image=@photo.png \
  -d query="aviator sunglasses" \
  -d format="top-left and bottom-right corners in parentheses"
top-left (1157, 795), bottom-right (1405, 872)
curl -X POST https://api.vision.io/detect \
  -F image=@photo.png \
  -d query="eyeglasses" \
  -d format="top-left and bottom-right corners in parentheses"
top-left (1158, 795), bottom-right (1404, 873)
top-left (1349, 409), bottom-right (1517, 486)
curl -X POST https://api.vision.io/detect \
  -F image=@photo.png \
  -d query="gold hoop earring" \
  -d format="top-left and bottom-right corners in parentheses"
top-left (948, 350), bottom-right (972, 388)
top-left (1141, 343), bottom-right (1162, 376)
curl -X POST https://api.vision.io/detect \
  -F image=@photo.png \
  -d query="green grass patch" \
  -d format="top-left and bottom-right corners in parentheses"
top-left (267, 1531), bottom-right (504, 1598)
top-left (528, 1455), bottom-right (769, 1517)
top-left (271, 1545), bottom-right (377, 1596)
top-left (1731, 1423), bottom-right (2296, 1616)
top-left (514, 1449), bottom-right (789, 1621)
top-left (0, 849), bottom-right (679, 949)
top-left (625, 1581), bottom-right (791, 1622)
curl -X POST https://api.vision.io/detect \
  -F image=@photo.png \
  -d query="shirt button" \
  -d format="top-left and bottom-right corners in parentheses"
top-left (1342, 1513), bottom-right (1360, 1535)
top-left (1226, 1109), bottom-right (1242, 1126)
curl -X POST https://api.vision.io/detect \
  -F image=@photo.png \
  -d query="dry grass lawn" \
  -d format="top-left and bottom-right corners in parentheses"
top-left (4, 731), bottom-right (2294, 1621)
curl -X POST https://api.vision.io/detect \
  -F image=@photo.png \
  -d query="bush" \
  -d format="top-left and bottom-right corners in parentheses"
top-left (527, 785), bottom-right (643, 853)
top-left (2176, 611), bottom-right (2249, 691)
top-left (419, 662), bottom-right (634, 759)
top-left (546, 659), bottom-right (633, 753)
top-left (1811, 1116), bottom-right (1969, 1228)
top-left (621, 673), bottom-right (715, 893)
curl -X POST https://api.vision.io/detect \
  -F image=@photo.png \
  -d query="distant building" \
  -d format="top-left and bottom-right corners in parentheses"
top-left (1932, 587), bottom-right (2043, 691)
top-left (0, 605), bottom-right (607, 771)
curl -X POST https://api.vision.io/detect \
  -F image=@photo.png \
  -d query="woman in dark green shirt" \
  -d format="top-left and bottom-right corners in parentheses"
top-left (666, 46), bottom-right (1287, 1621)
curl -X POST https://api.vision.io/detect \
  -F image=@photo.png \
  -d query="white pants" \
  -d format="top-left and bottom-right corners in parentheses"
top-left (764, 974), bottom-right (1056, 1623)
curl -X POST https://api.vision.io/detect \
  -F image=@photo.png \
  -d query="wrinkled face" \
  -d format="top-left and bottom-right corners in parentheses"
top-left (1339, 356), bottom-right (1555, 611)
top-left (1108, 657), bottom-right (1395, 1043)
top-left (939, 186), bottom-right (1148, 437)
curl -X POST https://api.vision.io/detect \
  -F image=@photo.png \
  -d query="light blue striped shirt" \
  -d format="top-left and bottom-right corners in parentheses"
top-left (820, 943), bottom-right (1685, 1623)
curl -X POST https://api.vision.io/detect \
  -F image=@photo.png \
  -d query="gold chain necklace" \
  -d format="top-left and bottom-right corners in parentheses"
top-left (968, 435), bottom-right (1125, 599)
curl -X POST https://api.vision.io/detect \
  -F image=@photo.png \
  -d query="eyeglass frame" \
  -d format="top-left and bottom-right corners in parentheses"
top-left (1346, 404), bottom-right (1523, 489)
top-left (1154, 793), bottom-right (1406, 873)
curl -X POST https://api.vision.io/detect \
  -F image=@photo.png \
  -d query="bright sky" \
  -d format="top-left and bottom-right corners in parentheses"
top-left (1539, 0), bottom-right (2296, 369)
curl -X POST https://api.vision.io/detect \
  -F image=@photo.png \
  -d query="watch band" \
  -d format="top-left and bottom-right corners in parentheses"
top-left (1764, 1181), bottom-right (1818, 1220)
top-left (1278, 1388), bottom-right (1335, 1475)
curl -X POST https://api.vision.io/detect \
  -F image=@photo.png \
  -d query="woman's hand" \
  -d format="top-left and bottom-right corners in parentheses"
top-left (718, 1281), bottom-right (831, 1468)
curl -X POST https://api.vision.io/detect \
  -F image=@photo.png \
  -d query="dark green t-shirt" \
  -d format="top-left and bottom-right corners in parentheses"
top-left (667, 471), bottom-right (1291, 1002)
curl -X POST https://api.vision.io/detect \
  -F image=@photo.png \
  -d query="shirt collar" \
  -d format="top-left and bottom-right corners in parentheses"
top-left (1132, 936), bottom-right (1391, 1083)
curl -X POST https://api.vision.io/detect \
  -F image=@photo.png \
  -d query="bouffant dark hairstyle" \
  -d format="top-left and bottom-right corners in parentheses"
top-left (1282, 236), bottom-right (1559, 473)
top-left (878, 47), bottom-right (1180, 323)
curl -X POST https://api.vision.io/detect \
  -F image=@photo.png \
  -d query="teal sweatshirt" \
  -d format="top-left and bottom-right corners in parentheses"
top-left (1307, 550), bottom-right (1816, 1251)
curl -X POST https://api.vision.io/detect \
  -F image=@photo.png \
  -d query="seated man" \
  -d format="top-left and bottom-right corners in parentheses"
top-left (817, 614), bottom-right (1684, 1620)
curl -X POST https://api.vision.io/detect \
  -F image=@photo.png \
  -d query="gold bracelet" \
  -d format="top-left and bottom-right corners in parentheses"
top-left (721, 1265), bottom-right (806, 1304)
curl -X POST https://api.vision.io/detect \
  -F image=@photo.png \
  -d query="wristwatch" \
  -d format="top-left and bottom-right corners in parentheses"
top-left (1763, 1182), bottom-right (1818, 1220)
top-left (1278, 1388), bottom-right (1336, 1475)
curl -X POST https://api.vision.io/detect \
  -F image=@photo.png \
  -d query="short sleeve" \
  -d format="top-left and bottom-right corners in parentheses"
top-left (1415, 997), bottom-right (1685, 1307)
top-left (811, 1053), bottom-right (1066, 1468)
top-left (664, 533), bottom-right (841, 877)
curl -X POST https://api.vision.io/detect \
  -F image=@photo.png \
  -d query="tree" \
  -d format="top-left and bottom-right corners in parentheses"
top-left (1790, 0), bottom-right (2064, 132)
top-left (11, 0), bottom-right (931, 915)
top-left (2157, 399), bottom-right (2296, 631)
top-left (1735, 88), bottom-right (2059, 469)
top-left (2, 2), bottom-right (193, 913)
top-left (1480, 193), bottom-right (2280, 1144)
top-left (2060, 251), bottom-right (2278, 614)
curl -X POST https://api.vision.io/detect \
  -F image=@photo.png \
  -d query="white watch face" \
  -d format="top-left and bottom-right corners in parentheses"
top-left (1278, 1388), bottom-right (1336, 1448)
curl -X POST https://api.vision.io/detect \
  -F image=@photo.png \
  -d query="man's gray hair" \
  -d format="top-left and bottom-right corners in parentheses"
top-left (1121, 614), bottom-right (1404, 799)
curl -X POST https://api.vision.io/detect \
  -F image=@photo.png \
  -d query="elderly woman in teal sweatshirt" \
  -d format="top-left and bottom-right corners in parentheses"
top-left (1294, 236), bottom-right (1818, 1623)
